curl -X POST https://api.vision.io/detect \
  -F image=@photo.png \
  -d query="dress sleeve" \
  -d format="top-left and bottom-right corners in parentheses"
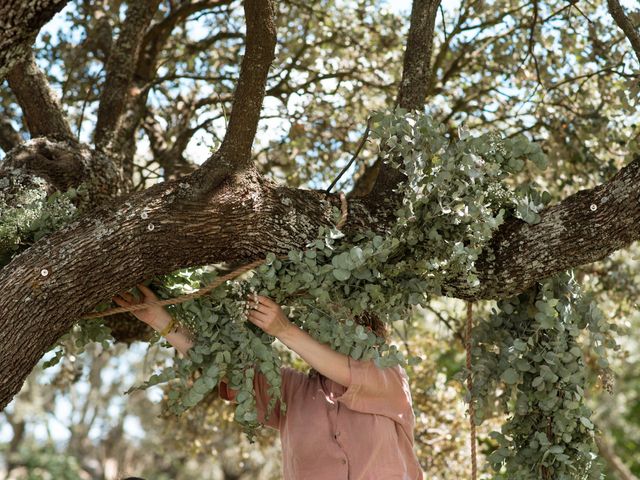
top-left (253, 366), bottom-right (307, 429)
top-left (253, 367), bottom-right (282, 429)
top-left (336, 357), bottom-right (415, 430)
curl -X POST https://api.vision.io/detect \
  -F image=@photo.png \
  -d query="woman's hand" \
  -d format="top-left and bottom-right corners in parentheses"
top-left (112, 283), bottom-right (172, 330)
top-left (245, 294), bottom-right (294, 338)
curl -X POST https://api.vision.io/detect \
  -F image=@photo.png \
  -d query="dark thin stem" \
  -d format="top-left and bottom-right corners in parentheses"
top-left (326, 118), bottom-right (372, 194)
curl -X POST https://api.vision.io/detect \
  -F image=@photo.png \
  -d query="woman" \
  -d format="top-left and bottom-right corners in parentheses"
top-left (113, 284), bottom-right (424, 480)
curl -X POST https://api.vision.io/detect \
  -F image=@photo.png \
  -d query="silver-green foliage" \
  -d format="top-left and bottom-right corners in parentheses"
top-left (125, 108), bottom-right (612, 468)
top-left (471, 272), bottom-right (617, 479)
top-left (125, 110), bottom-right (553, 426)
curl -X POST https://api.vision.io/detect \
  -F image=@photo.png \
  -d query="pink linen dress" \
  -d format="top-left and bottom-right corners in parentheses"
top-left (223, 357), bottom-right (424, 480)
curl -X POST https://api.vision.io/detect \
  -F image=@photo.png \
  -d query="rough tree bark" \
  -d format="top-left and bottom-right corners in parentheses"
top-left (94, 0), bottom-right (161, 152)
top-left (0, 0), bottom-right (639, 415)
top-left (1, 138), bottom-right (124, 209)
top-left (0, 0), bottom-right (69, 81)
top-left (358, 0), bottom-right (441, 207)
top-left (6, 51), bottom-right (74, 140)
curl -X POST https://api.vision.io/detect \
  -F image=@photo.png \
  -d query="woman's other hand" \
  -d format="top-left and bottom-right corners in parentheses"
top-left (112, 283), bottom-right (172, 330)
top-left (245, 294), bottom-right (294, 338)
top-left (246, 294), bottom-right (352, 387)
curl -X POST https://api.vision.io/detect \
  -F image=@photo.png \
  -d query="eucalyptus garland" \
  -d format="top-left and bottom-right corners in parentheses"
top-left (124, 110), bottom-right (549, 427)
top-left (469, 272), bottom-right (617, 479)
top-left (14, 108), bottom-right (617, 477)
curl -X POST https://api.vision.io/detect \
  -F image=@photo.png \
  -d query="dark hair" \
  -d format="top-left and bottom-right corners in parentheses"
top-left (122, 477), bottom-right (146, 480)
top-left (354, 310), bottom-right (389, 342)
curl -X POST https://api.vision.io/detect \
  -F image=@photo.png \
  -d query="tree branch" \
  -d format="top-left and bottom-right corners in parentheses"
top-left (450, 156), bottom-right (640, 300)
top-left (0, 117), bottom-right (22, 152)
top-left (188, 0), bottom-right (277, 195)
top-left (365, 0), bottom-right (441, 212)
top-left (94, 0), bottom-right (160, 151)
top-left (0, 0), bottom-right (68, 81)
top-left (608, 0), bottom-right (640, 64)
top-left (0, 170), bottom-right (360, 410)
top-left (396, 0), bottom-right (442, 110)
top-left (6, 51), bottom-right (73, 140)
top-left (1, 150), bottom-right (640, 411)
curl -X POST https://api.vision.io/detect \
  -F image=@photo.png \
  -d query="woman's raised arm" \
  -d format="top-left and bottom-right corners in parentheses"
top-left (246, 294), bottom-right (351, 388)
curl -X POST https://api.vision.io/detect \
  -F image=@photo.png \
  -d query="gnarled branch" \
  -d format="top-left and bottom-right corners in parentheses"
top-left (0, 170), bottom-right (357, 410)
top-left (608, 0), bottom-right (640, 64)
top-left (94, 0), bottom-right (160, 151)
top-left (188, 0), bottom-right (277, 195)
top-left (1, 152), bottom-right (640, 412)
top-left (452, 156), bottom-right (640, 300)
top-left (365, 0), bottom-right (441, 211)
top-left (0, 0), bottom-right (68, 81)
top-left (7, 51), bottom-right (73, 140)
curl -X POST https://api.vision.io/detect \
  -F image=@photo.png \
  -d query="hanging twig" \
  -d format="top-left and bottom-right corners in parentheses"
top-left (326, 118), bottom-right (372, 194)
top-left (466, 301), bottom-right (478, 480)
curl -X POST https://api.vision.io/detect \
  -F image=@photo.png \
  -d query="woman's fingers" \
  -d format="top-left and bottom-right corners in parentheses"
top-left (251, 302), bottom-right (269, 314)
top-left (248, 308), bottom-right (269, 320)
top-left (118, 291), bottom-right (135, 302)
top-left (247, 294), bottom-right (275, 312)
top-left (112, 295), bottom-right (127, 306)
top-left (114, 285), bottom-right (157, 305)
top-left (248, 309), bottom-right (269, 323)
top-left (256, 295), bottom-right (276, 307)
top-left (137, 283), bottom-right (157, 300)
top-left (246, 315), bottom-right (264, 329)
top-left (245, 296), bottom-right (266, 312)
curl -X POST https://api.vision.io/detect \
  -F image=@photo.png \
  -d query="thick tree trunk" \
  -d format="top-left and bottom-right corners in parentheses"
top-left (1, 153), bottom-right (640, 410)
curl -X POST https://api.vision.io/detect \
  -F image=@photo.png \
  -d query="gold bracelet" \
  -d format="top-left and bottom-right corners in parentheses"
top-left (159, 316), bottom-right (177, 337)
